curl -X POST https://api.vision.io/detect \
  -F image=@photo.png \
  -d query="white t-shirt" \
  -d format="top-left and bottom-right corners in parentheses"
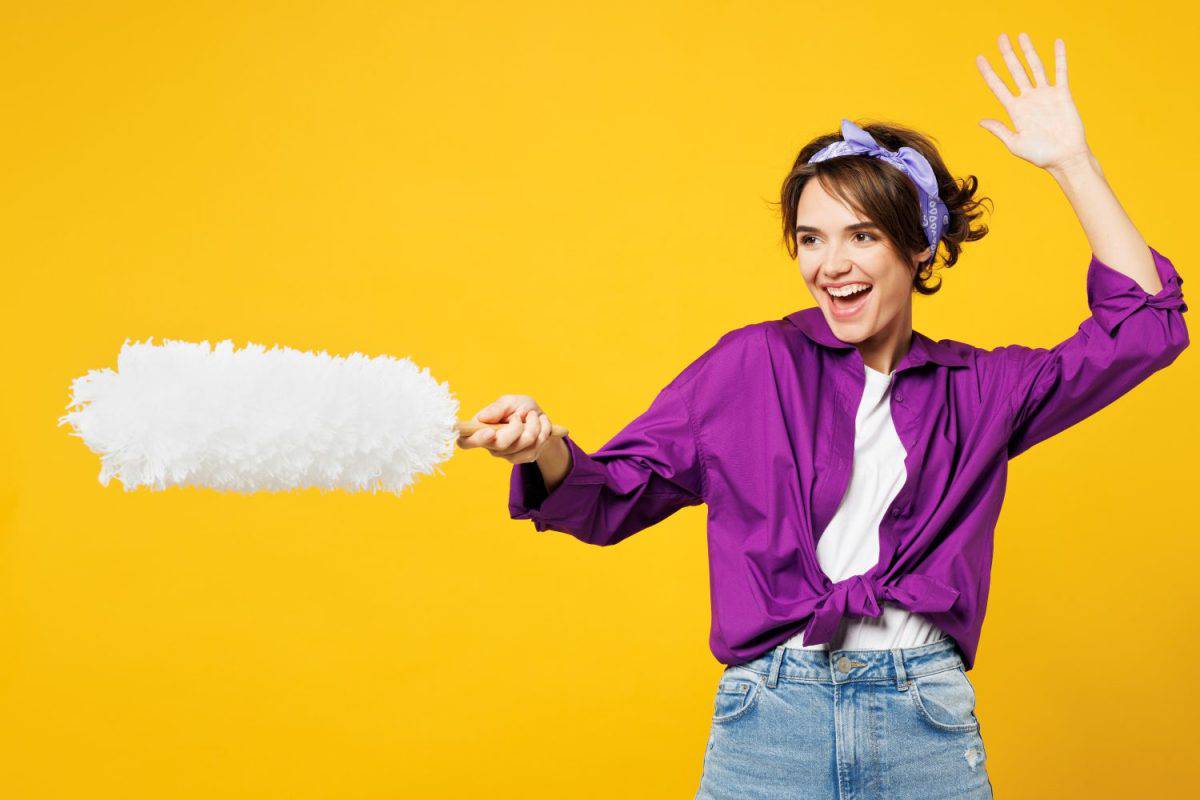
top-left (782, 363), bottom-right (948, 652)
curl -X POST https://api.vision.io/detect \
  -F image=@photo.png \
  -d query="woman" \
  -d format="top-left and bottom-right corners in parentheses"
top-left (456, 33), bottom-right (1188, 799)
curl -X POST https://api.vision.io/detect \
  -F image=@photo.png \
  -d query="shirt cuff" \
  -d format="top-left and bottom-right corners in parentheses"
top-left (1088, 245), bottom-right (1188, 336)
top-left (508, 433), bottom-right (607, 532)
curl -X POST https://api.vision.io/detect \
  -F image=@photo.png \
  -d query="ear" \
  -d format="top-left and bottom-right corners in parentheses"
top-left (911, 245), bottom-right (933, 271)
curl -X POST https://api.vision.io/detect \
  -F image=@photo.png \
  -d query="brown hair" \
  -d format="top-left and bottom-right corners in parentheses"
top-left (774, 119), bottom-right (992, 294)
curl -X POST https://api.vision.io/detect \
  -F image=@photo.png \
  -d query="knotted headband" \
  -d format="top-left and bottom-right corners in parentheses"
top-left (807, 118), bottom-right (949, 257)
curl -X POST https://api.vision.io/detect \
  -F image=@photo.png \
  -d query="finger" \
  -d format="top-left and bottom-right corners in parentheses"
top-left (978, 118), bottom-right (1017, 150)
top-left (514, 407), bottom-right (542, 456)
top-left (476, 397), bottom-right (516, 424)
top-left (997, 32), bottom-right (1033, 93)
top-left (1053, 37), bottom-right (1068, 87)
top-left (523, 411), bottom-right (546, 460)
top-left (457, 421), bottom-right (493, 442)
top-left (457, 426), bottom-right (496, 449)
top-left (1017, 31), bottom-right (1047, 87)
top-left (975, 53), bottom-right (1015, 110)
top-left (528, 412), bottom-right (550, 457)
top-left (493, 410), bottom-right (526, 450)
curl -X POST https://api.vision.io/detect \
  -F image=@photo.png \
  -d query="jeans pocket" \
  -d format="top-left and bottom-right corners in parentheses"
top-left (712, 667), bottom-right (764, 724)
top-left (906, 666), bottom-right (980, 733)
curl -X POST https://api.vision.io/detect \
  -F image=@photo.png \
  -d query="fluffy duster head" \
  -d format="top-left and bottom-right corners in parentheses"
top-left (59, 338), bottom-right (461, 495)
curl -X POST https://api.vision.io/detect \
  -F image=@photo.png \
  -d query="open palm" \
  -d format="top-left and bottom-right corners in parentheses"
top-left (976, 32), bottom-right (1091, 171)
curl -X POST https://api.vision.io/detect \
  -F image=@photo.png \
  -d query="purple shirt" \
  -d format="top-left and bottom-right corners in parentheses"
top-left (509, 246), bottom-right (1188, 670)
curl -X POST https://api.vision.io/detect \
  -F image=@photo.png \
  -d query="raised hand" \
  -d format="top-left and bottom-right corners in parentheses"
top-left (975, 32), bottom-right (1092, 172)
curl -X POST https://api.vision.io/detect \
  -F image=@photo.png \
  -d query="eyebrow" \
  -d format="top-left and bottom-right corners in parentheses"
top-left (794, 222), bottom-right (879, 233)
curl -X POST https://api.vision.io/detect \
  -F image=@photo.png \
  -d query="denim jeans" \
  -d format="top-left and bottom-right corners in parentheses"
top-left (694, 638), bottom-right (994, 799)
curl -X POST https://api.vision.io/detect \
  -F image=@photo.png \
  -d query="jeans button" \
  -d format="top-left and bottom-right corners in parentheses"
top-left (836, 656), bottom-right (851, 673)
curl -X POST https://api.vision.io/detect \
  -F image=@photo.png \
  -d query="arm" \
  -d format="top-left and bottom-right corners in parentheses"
top-left (508, 376), bottom-right (706, 547)
top-left (1047, 153), bottom-right (1161, 293)
top-left (530, 435), bottom-right (571, 494)
top-left (1000, 245), bottom-right (1187, 459)
top-left (975, 34), bottom-right (1189, 459)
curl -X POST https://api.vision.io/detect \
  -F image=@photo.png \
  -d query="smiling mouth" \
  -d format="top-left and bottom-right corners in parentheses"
top-left (826, 285), bottom-right (873, 318)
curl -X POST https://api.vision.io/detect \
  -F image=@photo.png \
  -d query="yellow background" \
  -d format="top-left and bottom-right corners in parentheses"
top-left (3, 2), bottom-right (1195, 797)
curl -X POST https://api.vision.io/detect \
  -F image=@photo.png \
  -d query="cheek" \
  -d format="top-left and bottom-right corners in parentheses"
top-left (875, 279), bottom-right (911, 310)
top-left (800, 251), bottom-right (829, 275)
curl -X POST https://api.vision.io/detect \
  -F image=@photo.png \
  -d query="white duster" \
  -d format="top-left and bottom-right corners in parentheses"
top-left (59, 338), bottom-right (460, 495)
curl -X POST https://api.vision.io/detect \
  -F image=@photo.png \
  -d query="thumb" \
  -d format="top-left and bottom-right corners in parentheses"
top-left (476, 400), bottom-right (515, 423)
top-left (978, 119), bottom-right (1017, 150)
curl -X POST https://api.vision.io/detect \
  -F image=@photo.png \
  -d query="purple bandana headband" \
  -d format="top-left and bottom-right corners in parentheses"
top-left (807, 119), bottom-right (948, 257)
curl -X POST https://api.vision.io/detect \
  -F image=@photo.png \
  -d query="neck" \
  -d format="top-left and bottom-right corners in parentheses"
top-left (856, 307), bottom-right (914, 374)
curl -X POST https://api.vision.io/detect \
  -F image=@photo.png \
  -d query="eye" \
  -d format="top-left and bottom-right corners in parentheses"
top-left (798, 232), bottom-right (876, 246)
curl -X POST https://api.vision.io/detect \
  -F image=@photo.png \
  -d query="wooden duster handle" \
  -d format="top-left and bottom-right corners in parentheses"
top-left (454, 418), bottom-right (570, 438)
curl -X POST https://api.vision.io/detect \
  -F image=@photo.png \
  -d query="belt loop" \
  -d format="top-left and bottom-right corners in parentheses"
top-left (892, 648), bottom-right (909, 691)
top-left (767, 645), bottom-right (785, 689)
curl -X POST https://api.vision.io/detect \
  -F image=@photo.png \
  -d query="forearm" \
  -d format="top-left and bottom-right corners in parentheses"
top-left (1048, 152), bottom-right (1162, 293)
top-left (534, 436), bottom-right (571, 493)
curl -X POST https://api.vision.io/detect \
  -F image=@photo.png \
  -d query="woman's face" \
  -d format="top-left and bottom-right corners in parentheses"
top-left (794, 178), bottom-right (930, 345)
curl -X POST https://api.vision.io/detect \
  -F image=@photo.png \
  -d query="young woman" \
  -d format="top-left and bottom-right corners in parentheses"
top-left (457, 32), bottom-right (1188, 799)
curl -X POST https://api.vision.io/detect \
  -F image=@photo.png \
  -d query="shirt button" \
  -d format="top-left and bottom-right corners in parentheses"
top-left (894, 391), bottom-right (904, 403)
top-left (836, 656), bottom-right (852, 673)
top-left (890, 507), bottom-right (903, 517)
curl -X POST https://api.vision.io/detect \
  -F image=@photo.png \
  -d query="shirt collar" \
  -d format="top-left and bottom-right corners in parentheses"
top-left (783, 306), bottom-right (970, 371)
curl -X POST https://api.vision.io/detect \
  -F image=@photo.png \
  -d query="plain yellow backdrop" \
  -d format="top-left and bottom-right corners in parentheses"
top-left (3, 2), bottom-right (1195, 797)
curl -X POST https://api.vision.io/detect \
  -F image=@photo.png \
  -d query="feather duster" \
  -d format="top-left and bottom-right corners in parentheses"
top-left (59, 338), bottom-right (469, 495)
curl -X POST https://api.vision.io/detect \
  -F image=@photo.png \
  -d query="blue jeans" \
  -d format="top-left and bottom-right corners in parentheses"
top-left (694, 638), bottom-right (994, 799)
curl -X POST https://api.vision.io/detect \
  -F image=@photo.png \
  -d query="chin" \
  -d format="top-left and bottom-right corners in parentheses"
top-left (827, 318), bottom-right (874, 343)
top-left (822, 298), bottom-right (877, 337)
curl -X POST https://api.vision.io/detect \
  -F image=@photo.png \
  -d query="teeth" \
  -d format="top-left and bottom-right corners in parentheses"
top-left (827, 283), bottom-right (871, 297)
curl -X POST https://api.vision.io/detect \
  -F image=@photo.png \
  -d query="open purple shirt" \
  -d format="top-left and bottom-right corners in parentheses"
top-left (509, 247), bottom-right (1188, 670)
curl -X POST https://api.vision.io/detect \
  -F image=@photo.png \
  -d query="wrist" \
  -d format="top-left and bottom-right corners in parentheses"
top-left (535, 436), bottom-right (571, 493)
top-left (1047, 150), bottom-right (1101, 184)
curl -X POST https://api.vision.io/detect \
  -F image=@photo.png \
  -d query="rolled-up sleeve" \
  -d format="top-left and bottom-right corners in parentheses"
top-left (508, 378), bottom-right (706, 547)
top-left (1002, 245), bottom-right (1188, 459)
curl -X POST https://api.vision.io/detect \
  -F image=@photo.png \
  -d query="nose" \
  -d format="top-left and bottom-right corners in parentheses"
top-left (820, 247), bottom-right (854, 279)
top-left (822, 238), bottom-right (854, 269)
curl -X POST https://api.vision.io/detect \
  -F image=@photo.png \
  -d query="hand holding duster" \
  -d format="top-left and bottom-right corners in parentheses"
top-left (58, 338), bottom-right (567, 495)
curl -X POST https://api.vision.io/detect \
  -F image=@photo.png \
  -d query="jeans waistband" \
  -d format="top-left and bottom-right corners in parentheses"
top-left (728, 637), bottom-right (964, 690)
